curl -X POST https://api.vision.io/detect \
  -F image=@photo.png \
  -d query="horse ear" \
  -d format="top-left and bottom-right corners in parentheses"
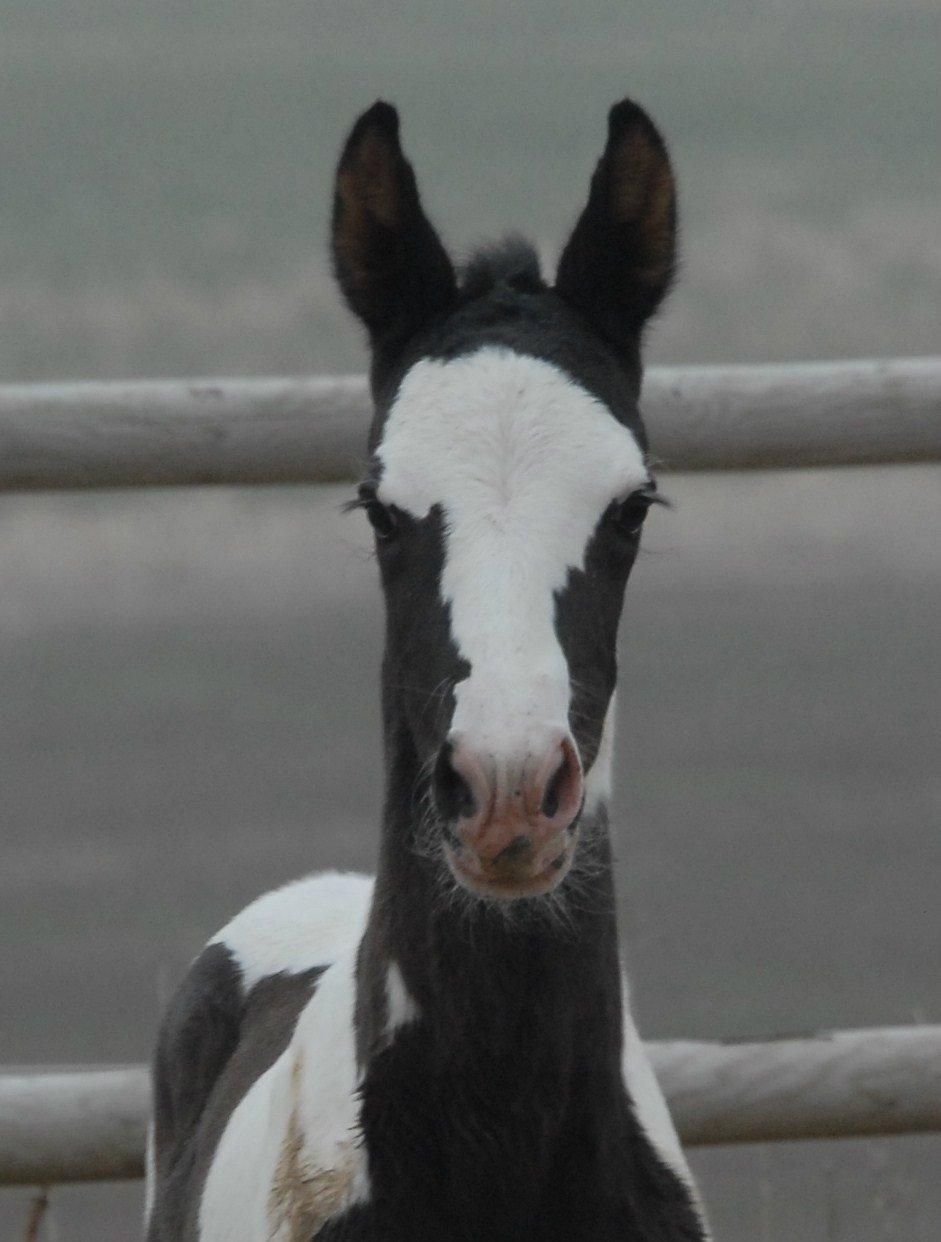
top-left (332, 101), bottom-right (457, 353)
top-left (555, 99), bottom-right (677, 362)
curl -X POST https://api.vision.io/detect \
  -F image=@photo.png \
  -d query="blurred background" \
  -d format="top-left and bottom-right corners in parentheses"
top-left (0, 2), bottom-right (938, 1238)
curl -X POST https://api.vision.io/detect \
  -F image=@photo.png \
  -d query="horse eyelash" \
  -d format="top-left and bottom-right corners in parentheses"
top-left (341, 480), bottom-right (382, 516)
top-left (345, 483), bottom-right (670, 514)
top-left (636, 485), bottom-right (672, 510)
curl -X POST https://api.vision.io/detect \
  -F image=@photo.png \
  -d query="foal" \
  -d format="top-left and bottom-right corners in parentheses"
top-left (146, 98), bottom-right (707, 1241)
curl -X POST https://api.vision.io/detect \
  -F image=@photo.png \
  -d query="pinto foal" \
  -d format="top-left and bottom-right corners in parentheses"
top-left (146, 98), bottom-right (707, 1241)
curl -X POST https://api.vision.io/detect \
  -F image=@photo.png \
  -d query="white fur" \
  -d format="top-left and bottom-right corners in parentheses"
top-left (210, 871), bottom-right (373, 993)
top-left (378, 347), bottom-right (649, 762)
top-left (583, 693), bottom-right (616, 816)
top-left (621, 1019), bottom-right (708, 1232)
top-left (201, 894), bottom-right (374, 1232)
top-left (620, 999), bottom-right (688, 1180)
top-left (195, 864), bottom-right (703, 1234)
top-left (291, 945), bottom-right (372, 1213)
top-left (620, 989), bottom-right (708, 1232)
top-left (386, 960), bottom-right (420, 1035)
top-left (198, 1046), bottom-right (288, 1239)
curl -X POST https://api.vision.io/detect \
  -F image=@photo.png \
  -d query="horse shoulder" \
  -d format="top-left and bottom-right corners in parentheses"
top-left (148, 872), bottom-right (374, 1239)
top-left (199, 942), bottom-right (370, 1240)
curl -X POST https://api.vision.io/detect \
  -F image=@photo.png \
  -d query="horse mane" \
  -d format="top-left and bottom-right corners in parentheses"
top-left (460, 237), bottom-right (543, 299)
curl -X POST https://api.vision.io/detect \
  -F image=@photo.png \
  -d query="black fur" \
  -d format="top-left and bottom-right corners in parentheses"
top-left (556, 100), bottom-right (678, 371)
top-left (332, 100), bottom-right (458, 378)
top-left (332, 97), bottom-right (700, 1242)
top-left (148, 951), bottom-right (326, 1240)
top-left (149, 97), bottom-right (703, 1241)
top-left (330, 804), bottom-right (703, 1240)
top-left (460, 236), bottom-right (544, 299)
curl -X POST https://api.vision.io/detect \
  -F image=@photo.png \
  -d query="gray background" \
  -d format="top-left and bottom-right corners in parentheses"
top-left (1, 2), bottom-right (938, 1238)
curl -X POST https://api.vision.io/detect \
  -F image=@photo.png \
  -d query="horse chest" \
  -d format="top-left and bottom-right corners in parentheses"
top-left (335, 1034), bottom-right (620, 1242)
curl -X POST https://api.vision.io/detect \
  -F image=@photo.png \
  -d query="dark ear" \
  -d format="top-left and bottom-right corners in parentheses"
top-left (555, 99), bottom-right (677, 362)
top-left (331, 102), bottom-right (457, 354)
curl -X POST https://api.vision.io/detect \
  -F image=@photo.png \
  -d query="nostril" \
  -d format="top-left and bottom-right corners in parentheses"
top-left (492, 835), bottom-right (532, 866)
top-left (541, 758), bottom-right (566, 818)
top-left (540, 740), bottom-right (581, 821)
top-left (433, 742), bottom-right (477, 822)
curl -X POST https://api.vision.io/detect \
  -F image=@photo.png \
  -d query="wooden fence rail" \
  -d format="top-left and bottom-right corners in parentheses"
top-left (2, 1026), bottom-right (939, 1186)
top-left (0, 358), bottom-right (938, 493)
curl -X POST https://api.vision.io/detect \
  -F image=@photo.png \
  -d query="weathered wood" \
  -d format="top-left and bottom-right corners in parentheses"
top-left (2, 1026), bottom-right (939, 1184)
top-left (0, 1068), bottom-right (148, 1185)
top-left (641, 357), bottom-right (941, 471)
top-left (0, 375), bottom-right (371, 493)
top-left (648, 1025), bottom-right (941, 1145)
top-left (23, 1188), bottom-right (50, 1242)
top-left (0, 359), bottom-right (937, 493)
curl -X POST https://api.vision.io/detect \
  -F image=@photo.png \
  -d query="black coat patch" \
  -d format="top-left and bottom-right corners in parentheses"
top-left (147, 945), bottom-right (326, 1240)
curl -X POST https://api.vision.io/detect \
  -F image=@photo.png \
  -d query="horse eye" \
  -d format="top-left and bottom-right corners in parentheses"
top-left (611, 489), bottom-right (657, 537)
top-left (364, 498), bottom-right (399, 541)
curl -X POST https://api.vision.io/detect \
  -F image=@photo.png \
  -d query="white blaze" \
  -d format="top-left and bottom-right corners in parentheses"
top-left (378, 347), bottom-right (648, 764)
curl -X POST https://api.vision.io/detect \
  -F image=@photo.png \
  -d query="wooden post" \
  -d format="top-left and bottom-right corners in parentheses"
top-left (648, 1025), bottom-right (941, 1145)
top-left (23, 1189), bottom-right (49, 1242)
top-left (0, 359), bottom-right (938, 492)
top-left (2, 1026), bottom-right (939, 1184)
top-left (0, 1068), bottom-right (149, 1186)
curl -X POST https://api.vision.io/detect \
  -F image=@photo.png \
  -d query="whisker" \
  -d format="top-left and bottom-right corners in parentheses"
top-left (410, 799), bottom-right (612, 937)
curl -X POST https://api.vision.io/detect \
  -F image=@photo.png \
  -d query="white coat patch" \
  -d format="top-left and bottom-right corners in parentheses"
top-left (386, 960), bottom-right (420, 1036)
top-left (377, 347), bottom-right (648, 764)
top-left (199, 944), bottom-right (370, 1240)
top-left (210, 871), bottom-right (373, 993)
top-left (583, 693), bottom-right (616, 816)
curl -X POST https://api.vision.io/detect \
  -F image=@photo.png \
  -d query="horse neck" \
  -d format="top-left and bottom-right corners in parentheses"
top-left (356, 709), bottom-right (626, 1085)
